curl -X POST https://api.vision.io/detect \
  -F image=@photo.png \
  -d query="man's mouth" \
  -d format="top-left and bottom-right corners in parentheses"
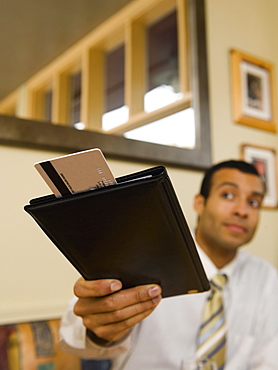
top-left (225, 223), bottom-right (247, 234)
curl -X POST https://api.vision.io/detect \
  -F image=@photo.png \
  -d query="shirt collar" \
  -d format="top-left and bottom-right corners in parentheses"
top-left (196, 244), bottom-right (238, 281)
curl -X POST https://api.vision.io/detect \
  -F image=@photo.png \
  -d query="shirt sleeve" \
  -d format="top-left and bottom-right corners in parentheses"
top-left (249, 265), bottom-right (278, 368)
top-left (59, 297), bottom-right (132, 359)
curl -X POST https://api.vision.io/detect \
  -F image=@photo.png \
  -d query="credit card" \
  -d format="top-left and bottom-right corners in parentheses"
top-left (34, 148), bottom-right (116, 197)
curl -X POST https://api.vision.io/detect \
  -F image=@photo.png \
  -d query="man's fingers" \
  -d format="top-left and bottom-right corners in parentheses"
top-left (73, 278), bottom-right (122, 298)
top-left (97, 284), bottom-right (161, 311)
top-left (86, 292), bottom-right (162, 327)
top-left (74, 283), bottom-right (162, 316)
top-left (86, 306), bottom-right (159, 343)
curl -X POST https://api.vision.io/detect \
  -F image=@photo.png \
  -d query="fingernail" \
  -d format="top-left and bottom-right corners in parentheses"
top-left (148, 286), bottom-right (160, 297)
top-left (152, 296), bottom-right (161, 304)
top-left (110, 281), bottom-right (122, 292)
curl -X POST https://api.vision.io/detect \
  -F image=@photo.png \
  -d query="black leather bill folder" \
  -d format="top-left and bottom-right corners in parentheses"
top-left (24, 165), bottom-right (210, 298)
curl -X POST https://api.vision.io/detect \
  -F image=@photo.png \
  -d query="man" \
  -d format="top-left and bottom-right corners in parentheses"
top-left (60, 160), bottom-right (278, 369)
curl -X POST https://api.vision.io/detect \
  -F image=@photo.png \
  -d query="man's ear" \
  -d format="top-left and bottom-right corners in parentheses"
top-left (194, 194), bottom-right (205, 216)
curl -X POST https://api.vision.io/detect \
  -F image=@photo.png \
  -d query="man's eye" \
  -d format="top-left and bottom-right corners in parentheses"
top-left (223, 192), bottom-right (234, 200)
top-left (249, 199), bottom-right (261, 208)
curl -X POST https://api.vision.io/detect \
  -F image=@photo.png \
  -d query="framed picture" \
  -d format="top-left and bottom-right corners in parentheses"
top-left (241, 144), bottom-right (278, 208)
top-left (231, 49), bottom-right (276, 132)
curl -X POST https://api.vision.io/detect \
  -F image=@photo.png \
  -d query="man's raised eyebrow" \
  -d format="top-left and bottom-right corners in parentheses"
top-left (215, 181), bottom-right (238, 190)
top-left (251, 191), bottom-right (264, 199)
top-left (216, 182), bottom-right (264, 198)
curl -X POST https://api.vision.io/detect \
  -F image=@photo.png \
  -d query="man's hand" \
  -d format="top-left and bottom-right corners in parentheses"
top-left (73, 278), bottom-right (162, 343)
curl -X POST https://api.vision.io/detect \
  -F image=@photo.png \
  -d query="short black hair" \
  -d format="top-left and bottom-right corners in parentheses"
top-left (200, 160), bottom-right (261, 199)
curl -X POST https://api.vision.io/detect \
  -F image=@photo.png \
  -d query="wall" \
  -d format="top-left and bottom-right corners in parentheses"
top-left (1, 0), bottom-right (278, 324)
top-left (205, 0), bottom-right (278, 263)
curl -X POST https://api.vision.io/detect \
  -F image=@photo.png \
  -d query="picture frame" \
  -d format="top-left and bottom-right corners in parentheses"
top-left (241, 144), bottom-right (278, 208)
top-left (231, 49), bottom-right (276, 132)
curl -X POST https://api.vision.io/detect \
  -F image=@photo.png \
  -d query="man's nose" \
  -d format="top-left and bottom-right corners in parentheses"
top-left (233, 200), bottom-right (248, 218)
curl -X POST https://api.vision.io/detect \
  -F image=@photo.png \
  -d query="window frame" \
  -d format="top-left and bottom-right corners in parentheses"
top-left (0, 0), bottom-right (211, 170)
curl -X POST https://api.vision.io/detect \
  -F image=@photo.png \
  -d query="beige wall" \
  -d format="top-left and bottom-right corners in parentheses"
top-left (1, 0), bottom-right (278, 324)
top-left (205, 0), bottom-right (278, 263)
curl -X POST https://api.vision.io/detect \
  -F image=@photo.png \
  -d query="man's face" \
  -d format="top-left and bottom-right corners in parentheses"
top-left (194, 168), bottom-right (264, 257)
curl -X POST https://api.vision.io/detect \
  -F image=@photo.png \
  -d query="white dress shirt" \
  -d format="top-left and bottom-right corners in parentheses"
top-left (59, 247), bottom-right (278, 370)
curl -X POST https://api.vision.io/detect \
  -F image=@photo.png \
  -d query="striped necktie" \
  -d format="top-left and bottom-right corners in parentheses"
top-left (196, 274), bottom-right (227, 370)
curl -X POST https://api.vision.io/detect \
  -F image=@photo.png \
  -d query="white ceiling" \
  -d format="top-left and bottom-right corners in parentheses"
top-left (0, 0), bottom-right (134, 100)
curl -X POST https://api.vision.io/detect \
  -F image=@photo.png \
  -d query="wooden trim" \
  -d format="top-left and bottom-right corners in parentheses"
top-left (52, 72), bottom-right (70, 125)
top-left (125, 20), bottom-right (146, 115)
top-left (177, 0), bottom-right (189, 93)
top-left (82, 48), bottom-right (104, 131)
top-left (108, 95), bottom-right (191, 134)
top-left (0, 90), bottom-right (18, 114)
